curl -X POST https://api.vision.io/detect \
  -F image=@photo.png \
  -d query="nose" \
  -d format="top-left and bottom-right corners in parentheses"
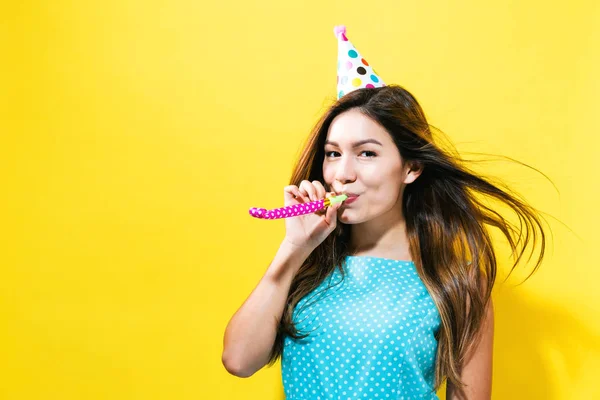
top-left (334, 155), bottom-right (357, 185)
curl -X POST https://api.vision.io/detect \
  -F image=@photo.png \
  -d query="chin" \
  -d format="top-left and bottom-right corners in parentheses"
top-left (337, 210), bottom-right (361, 224)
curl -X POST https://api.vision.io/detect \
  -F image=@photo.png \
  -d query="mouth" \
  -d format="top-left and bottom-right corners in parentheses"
top-left (342, 193), bottom-right (360, 204)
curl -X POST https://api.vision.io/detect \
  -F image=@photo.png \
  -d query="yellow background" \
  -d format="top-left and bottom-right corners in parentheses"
top-left (2, 0), bottom-right (599, 399)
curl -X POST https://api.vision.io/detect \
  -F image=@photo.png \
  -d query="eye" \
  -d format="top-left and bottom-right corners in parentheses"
top-left (324, 151), bottom-right (377, 158)
top-left (360, 151), bottom-right (377, 158)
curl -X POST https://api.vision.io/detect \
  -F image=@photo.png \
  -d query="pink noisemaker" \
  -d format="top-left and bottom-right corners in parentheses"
top-left (249, 194), bottom-right (348, 220)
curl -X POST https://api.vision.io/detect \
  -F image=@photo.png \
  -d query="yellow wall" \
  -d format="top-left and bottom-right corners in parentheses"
top-left (2, 1), bottom-right (599, 399)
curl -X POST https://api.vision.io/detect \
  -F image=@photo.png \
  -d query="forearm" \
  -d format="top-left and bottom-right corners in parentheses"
top-left (221, 241), bottom-right (311, 377)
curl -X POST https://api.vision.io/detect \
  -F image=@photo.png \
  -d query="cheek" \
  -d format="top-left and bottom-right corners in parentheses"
top-left (322, 166), bottom-right (335, 186)
top-left (364, 176), bottom-right (403, 203)
top-left (361, 168), bottom-right (398, 189)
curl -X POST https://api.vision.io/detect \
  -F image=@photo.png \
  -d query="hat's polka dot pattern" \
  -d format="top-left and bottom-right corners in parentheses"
top-left (282, 256), bottom-right (441, 399)
top-left (335, 29), bottom-right (385, 99)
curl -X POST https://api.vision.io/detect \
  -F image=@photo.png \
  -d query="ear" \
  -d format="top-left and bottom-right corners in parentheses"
top-left (403, 161), bottom-right (423, 184)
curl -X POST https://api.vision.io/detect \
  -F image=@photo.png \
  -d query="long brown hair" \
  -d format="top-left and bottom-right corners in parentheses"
top-left (266, 84), bottom-right (549, 397)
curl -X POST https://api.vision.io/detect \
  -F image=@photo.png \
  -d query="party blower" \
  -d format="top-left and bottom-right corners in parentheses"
top-left (249, 194), bottom-right (348, 220)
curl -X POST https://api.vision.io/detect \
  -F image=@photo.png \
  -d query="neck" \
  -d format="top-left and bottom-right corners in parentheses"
top-left (349, 213), bottom-right (411, 259)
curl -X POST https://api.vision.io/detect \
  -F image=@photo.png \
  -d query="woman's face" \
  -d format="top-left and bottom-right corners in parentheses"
top-left (322, 108), bottom-right (420, 224)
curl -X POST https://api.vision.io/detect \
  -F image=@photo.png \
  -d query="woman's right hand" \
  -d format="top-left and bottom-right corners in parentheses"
top-left (281, 180), bottom-right (342, 254)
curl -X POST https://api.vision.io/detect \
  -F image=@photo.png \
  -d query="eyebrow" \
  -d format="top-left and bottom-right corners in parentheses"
top-left (324, 139), bottom-right (383, 148)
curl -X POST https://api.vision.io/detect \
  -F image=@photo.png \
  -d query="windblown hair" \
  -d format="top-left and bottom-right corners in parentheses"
top-left (266, 84), bottom-right (549, 397)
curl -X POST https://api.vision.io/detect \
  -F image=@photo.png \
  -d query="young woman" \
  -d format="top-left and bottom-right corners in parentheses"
top-left (223, 27), bottom-right (547, 400)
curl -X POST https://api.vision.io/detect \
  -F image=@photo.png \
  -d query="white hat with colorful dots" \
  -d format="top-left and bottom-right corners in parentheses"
top-left (334, 25), bottom-right (385, 99)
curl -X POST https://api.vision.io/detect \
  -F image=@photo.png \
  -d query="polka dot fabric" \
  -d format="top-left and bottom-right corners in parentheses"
top-left (282, 256), bottom-right (441, 399)
top-left (334, 25), bottom-right (385, 100)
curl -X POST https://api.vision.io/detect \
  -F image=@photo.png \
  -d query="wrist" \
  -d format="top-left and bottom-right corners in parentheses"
top-left (280, 238), bottom-right (314, 260)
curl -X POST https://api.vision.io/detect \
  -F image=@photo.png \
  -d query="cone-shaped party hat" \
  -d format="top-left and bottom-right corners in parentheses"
top-left (334, 25), bottom-right (385, 99)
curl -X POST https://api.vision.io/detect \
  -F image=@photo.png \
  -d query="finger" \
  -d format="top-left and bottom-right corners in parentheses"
top-left (314, 207), bottom-right (326, 216)
top-left (284, 185), bottom-right (305, 203)
top-left (292, 185), bottom-right (310, 203)
top-left (324, 200), bottom-right (340, 226)
top-left (314, 198), bottom-right (329, 215)
top-left (299, 180), bottom-right (318, 202)
top-left (284, 185), bottom-right (299, 199)
top-left (323, 182), bottom-right (337, 195)
top-left (311, 181), bottom-right (327, 200)
top-left (317, 190), bottom-right (336, 215)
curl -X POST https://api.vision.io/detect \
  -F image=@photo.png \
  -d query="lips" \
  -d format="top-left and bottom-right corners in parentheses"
top-left (343, 194), bottom-right (359, 204)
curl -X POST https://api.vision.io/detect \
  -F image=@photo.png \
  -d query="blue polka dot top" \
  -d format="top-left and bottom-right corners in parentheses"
top-left (282, 255), bottom-right (442, 399)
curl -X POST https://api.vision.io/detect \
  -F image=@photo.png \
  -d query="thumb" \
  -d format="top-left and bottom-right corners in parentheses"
top-left (324, 201), bottom-right (340, 227)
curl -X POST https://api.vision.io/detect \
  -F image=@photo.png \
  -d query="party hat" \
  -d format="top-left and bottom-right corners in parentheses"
top-left (334, 25), bottom-right (385, 99)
